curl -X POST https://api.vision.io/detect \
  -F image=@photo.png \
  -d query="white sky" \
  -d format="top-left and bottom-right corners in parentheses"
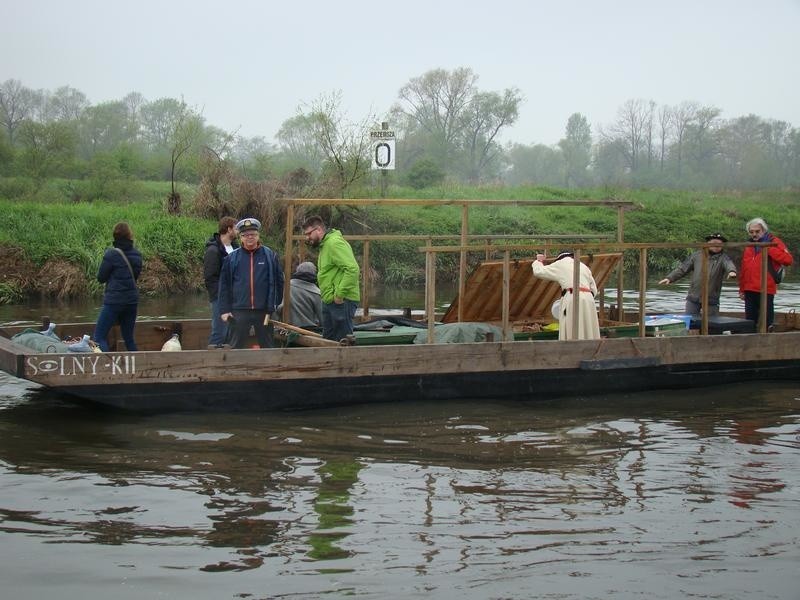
top-left (2, 0), bottom-right (799, 146)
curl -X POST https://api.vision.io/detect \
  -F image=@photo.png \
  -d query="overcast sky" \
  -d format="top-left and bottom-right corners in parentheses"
top-left (3, 0), bottom-right (799, 146)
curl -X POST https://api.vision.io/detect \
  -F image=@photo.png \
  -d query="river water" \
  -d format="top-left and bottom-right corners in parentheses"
top-left (1, 284), bottom-right (799, 599)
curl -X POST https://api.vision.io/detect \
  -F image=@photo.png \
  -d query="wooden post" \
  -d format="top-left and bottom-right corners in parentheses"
top-left (617, 205), bottom-right (625, 323)
top-left (283, 204), bottom-right (294, 321)
top-left (571, 249), bottom-right (581, 338)
top-left (380, 122), bottom-right (389, 199)
top-left (638, 248), bottom-right (647, 337)
top-left (426, 249), bottom-right (437, 344)
top-left (458, 203), bottom-right (468, 322)
top-left (362, 240), bottom-right (370, 319)
top-left (502, 250), bottom-right (510, 341)
top-left (700, 246), bottom-right (709, 335)
top-left (759, 248), bottom-right (769, 333)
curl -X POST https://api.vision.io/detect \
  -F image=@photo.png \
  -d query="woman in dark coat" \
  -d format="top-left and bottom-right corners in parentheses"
top-left (93, 222), bottom-right (143, 351)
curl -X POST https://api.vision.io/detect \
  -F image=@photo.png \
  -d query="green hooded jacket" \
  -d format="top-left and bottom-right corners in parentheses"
top-left (317, 229), bottom-right (361, 303)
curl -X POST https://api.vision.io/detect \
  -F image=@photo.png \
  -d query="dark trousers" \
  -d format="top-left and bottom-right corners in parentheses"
top-left (322, 300), bottom-right (357, 342)
top-left (94, 303), bottom-right (138, 352)
top-left (743, 290), bottom-right (775, 328)
top-left (229, 310), bottom-right (274, 349)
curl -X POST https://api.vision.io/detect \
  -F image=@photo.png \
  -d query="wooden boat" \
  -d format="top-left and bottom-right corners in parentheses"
top-left (1, 311), bottom-right (799, 412)
top-left (1, 198), bottom-right (796, 412)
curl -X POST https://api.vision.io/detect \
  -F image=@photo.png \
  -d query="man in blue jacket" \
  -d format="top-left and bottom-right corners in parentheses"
top-left (218, 218), bottom-right (284, 349)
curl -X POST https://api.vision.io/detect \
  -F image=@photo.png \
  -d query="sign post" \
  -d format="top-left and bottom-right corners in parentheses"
top-left (371, 123), bottom-right (395, 198)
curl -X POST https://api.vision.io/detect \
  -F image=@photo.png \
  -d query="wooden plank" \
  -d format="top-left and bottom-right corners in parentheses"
top-left (0, 335), bottom-right (26, 377)
top-left (443, 253), bottom-right (622, 323)
top-left (18, 331), bottom-right (800, 389)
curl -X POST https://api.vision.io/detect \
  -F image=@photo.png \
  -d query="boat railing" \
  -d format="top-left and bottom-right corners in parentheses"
top-left (283, 198), bottom-right (636, 322)
top-left (417, 240), bottom-right (779, 342)
top-left (281, 199), bottom-right (778, 342)
top-left (292, 232), bottom-right (614, 318)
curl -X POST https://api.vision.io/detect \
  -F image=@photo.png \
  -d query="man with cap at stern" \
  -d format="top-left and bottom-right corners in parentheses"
top-left (218, 217), bottom-right (284, 349)
top-left (658, 233), bottom-right (737, 317)
top-left (301, 215), bottom-right (360, 342)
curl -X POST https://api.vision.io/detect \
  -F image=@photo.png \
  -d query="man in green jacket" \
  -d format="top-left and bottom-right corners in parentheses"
top-left (302, 215), bottom-right (361, 342)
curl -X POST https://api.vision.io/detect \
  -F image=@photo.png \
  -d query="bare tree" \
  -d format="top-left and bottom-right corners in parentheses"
top-left (393, 67), bottom-right (478, 171)
top-left (657, 105), bottom-right (672, 171)
top-left (460, 88), bottom-right (522, 182)
top-left (644, 100), bottom-right (656, 168)
top-left (122, 91), bottom-right (147, 141)
top-left (167, 102), bottom-right (203, 214)
top-left (670, 101), bottom-right (699, 177)
top-left (50, 86), bottom-right (90, 121)
top-left (276, 113), bottom-right (327, 172)
top-left (601, 98), bottom-right (652, 172)
top-left (396, 67), bottom-right (476, 146)
top-left (0, 79), bottom-right (36, 144)
top-left (306, 91), bottom-right (375, 197)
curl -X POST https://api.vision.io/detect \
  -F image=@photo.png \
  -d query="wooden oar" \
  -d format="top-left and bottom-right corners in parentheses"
top-left (269, 318), bottom-right (323, 338)
top-left (266, 316), bottom-right (344, 347)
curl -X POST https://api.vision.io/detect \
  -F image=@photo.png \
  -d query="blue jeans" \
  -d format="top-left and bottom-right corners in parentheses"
top-left (322, 300), bottom-right (357, 342)
top-left (94, 303), bottom-right (138, 352)
top-left (208, 299), bottom-right (228, 346)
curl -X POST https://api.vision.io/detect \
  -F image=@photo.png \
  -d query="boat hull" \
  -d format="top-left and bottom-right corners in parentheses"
top-left (3, 330), bottom-right (800, 412)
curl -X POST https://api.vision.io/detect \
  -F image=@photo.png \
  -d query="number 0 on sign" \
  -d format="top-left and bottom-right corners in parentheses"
top-left (371, 134), bottom-right (396, 170)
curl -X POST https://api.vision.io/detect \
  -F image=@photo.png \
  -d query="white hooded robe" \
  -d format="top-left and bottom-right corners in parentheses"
top-left (532, 256), bottom-right (601, 340)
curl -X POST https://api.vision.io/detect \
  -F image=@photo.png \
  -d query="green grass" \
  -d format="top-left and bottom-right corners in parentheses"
top-left (1, 179), bottom-right (798, 298)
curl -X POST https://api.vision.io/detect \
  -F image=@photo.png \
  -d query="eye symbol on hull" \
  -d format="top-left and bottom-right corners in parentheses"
top-left (36, 360), bottom-right (59, 373)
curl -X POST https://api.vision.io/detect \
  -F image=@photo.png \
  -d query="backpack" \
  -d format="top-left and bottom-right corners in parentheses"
top-left (768, 261), bottom-right (785, 284)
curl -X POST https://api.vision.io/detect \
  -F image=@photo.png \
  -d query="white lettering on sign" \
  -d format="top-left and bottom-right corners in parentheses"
top-left (26, 354), bottom-right (137, 377)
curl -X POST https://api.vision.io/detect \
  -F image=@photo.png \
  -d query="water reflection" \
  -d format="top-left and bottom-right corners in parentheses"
top-left (0, 375), bottom-right (798, 598)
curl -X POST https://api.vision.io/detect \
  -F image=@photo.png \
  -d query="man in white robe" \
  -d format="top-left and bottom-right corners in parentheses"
top-left (532, 252), bottom-right (601, 340)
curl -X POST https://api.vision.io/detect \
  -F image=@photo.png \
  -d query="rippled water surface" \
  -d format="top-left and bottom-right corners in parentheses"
top-left (1, 374), bottom-right (798, 599)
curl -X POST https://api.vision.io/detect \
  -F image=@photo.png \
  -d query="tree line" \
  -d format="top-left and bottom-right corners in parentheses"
top-left (1, 69), bottom-right (798, 200)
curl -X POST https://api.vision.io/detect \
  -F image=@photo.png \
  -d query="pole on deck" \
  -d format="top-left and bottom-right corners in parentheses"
top-left (638, 248), bottom-right (647, 337)
top-left (283, 204), bottom-right (294, 321)
top-left (426, 248), bottom-right (437, 344)
top-left (571, 249), bottom-right (581, 338)
top-left (700, 247), bottom-right (709, 335)
top-left (362, 240), bottom-right (370, 319)
top-left (759, 249), bottom-right (769, 332)
top-left (502, 250), bottom-right (510, 341)
top-left (458, 203), bottom-right (468, 322)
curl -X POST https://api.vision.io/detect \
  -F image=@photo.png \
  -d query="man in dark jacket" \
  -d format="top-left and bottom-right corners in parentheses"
top-left (203, 216), bottom-right (238, 347)
top-left (658, 233), bottom-right (737, 316)
top-left (219, 217), bottom-right (284, 349)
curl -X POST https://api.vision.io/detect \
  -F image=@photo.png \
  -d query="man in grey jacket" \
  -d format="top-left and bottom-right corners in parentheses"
top-left (276, 262), bottom-right (323, 330)
top-left (658, 233), bottom-right (737, 316)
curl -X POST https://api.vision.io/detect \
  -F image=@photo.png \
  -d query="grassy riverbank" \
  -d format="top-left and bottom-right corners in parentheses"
top-left (0, 182), bottom-right (797, 302)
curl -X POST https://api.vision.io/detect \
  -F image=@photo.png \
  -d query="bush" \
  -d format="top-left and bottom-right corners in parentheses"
top-left (0, 176), bottom-right (35, 199)
top-left (405, 159), bottom-right (445, 189)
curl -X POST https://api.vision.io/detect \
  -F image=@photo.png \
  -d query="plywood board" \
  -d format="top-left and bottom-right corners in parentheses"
top-left (443, 253), bottom-right (623, 323)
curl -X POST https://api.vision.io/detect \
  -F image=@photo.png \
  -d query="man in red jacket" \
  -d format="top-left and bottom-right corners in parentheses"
top-left (739, 217), bottom-right (793, 329)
